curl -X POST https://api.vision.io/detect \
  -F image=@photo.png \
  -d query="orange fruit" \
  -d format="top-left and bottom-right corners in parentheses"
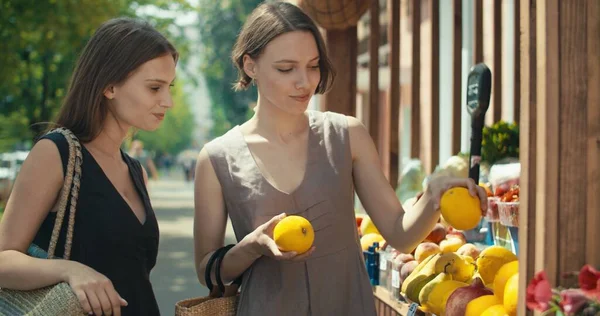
top-left (440, 187), bottom-right (482, 230)
top-left (273, 215), bottom-right (314, 254)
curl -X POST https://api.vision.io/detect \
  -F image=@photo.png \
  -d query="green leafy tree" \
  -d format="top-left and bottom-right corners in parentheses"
top-left (481, 121), bottom-right (520, 165)
top-left (135, 81), bottom-right (196, 156)
top-left (196, 0), bottom-right (262, 138)
top-left (457, 121), bottom-right (519, 165)
top-left (0, 111), bottom-right (32, 152)
top-left (0, 0), bottom-right (192, 150)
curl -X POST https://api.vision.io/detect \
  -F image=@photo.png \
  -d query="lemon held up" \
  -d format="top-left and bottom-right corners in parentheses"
top-left (439, 187), bottom-right (482, 231)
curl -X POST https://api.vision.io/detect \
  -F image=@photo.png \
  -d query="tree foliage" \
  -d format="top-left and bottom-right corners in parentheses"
top-left (481, 121), bottom-right (520, 165)
top-left (0, 0), bottom-right (193, 150)
top-left (196, 0), bottom-right (262, 138)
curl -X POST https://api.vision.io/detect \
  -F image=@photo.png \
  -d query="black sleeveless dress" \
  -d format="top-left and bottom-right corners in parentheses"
top-left (32, 132), bottom-right (160, 316)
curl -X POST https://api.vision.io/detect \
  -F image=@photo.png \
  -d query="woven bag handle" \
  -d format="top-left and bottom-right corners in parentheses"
top-left (45, 128), bottom-right (83, 260)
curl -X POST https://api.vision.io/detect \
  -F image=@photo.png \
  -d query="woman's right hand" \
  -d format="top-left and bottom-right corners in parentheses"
top-left (247, 213), bottom-right (315, 261)
top-left (63, 261), bottom-right (128, 316)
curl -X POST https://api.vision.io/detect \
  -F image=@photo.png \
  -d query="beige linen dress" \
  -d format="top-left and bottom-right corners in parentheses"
top-left (204, 110), bottom-right (377, 316)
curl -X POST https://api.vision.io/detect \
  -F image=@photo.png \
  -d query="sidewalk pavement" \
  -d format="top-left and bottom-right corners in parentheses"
top-left (147, 178), bottom-right (236, 315)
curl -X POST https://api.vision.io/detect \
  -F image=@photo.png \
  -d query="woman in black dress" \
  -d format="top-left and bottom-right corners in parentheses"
top-left (0, 18), bottom-right (177, 316)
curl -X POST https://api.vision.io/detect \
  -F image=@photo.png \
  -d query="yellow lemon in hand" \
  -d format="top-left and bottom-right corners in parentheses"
top-left (440, 187), bottom-right (482, 230)
top-left (273, 215), bottom-right (314, 254)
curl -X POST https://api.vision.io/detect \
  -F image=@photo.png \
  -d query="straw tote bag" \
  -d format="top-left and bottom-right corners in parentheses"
top-left (175, 245), bottom-right (242, 316)
top-left (0, 128), bottom-right (85, 316)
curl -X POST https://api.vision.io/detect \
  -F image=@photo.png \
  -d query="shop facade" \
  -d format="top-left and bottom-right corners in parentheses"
top-left (290, 0), bottom-right (599, 314)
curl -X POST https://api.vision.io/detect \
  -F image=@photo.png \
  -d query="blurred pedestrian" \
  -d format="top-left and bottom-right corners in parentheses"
top-left (129, 140), bottom-right (159, 180)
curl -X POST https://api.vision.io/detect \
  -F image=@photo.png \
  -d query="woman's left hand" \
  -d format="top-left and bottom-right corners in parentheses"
top-left (426, 176), bottom-right (488, 215)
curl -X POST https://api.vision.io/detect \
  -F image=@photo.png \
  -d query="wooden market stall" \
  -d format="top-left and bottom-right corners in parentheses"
top-left (296, 0), bottom-right (600, 315)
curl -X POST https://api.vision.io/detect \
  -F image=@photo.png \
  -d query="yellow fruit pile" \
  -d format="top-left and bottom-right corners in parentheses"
top-left (493, 261), bottom-right (519, 301)
top-left (360, 233), bottom-right (385, 251)
top-left (397, 245), bottom-right (519, 316)
top-left (400, 252), bottom-right (473, 314)
top-left (356, 215), bottom-right (386, 251)
top-left (467, 271), bottom-right (519, 316)
top-left (476, 246), bottom-right (518, 286)
top-left (353, 201), bottom-right (520, 316)
top-left (465, 295), bottom-right (501, 316)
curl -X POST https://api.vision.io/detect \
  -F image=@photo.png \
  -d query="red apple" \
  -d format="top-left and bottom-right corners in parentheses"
top-left (446, 277), bottom-right (493, 316)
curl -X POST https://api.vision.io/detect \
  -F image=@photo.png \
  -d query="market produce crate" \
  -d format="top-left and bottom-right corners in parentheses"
top-left (373, 286), bottom-right (431, 316)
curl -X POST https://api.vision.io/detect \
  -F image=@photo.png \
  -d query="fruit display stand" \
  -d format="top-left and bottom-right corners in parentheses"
top-left (361, 184), bottom-right (521, 315)
top-left (359, 154), bottom-right (521, 315)
top-left (368, 245), bottom-right (519, 316)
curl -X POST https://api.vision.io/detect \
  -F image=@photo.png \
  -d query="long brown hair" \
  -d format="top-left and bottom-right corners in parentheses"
top-left (53, 17), bottom-right (178, 142)
top-left (231, 2), bottom-right (335, 93)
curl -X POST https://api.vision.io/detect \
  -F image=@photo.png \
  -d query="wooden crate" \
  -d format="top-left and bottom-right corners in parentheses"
top-left (373, 286), bottom-right (431, 316)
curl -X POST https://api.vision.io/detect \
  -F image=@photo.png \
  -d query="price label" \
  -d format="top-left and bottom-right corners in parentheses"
top-left (379, 255), bottom-right (387, 271)
top-left (391, 270), bottom-right (400, 288)
top-left (407, 303), bottom-right (419, 316)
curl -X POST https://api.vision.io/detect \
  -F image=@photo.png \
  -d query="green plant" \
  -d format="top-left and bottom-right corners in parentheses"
top-left (481, 121), bottom-right (519, 165)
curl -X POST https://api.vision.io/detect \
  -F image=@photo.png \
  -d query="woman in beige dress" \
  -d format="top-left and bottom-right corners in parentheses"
top-left (193, 3), bottom-right (488, 315)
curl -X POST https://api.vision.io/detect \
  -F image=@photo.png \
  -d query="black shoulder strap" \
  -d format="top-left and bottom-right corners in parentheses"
top-left (37, 132), bottom-right (69, 177)
top-left (123, 153), bottom-right (152, 201)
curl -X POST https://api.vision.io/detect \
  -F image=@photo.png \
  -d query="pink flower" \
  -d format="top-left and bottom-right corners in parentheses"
top-left (526, 271), bottom-right (554, 311)
top-left (560, 289), bottom-right (589, 314)
top-left (579, 265), bottom-right (600, 300)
